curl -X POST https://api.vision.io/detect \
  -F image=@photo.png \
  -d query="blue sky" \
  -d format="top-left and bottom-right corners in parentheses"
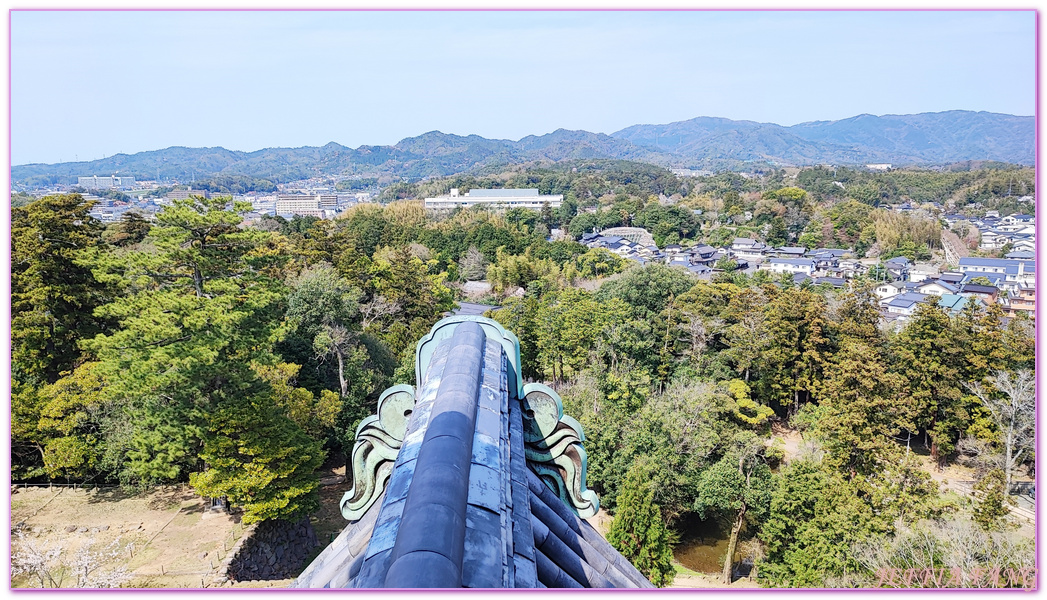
top-left (10, 10), bottom-right (1036, 165)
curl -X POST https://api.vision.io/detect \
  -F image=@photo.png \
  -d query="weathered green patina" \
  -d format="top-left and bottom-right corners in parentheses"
top-left (521, 383), bottom-right (599, 518)
top-left (339, 384), bottom-right (415, 521)
top-left (301, 315), bottom-right (645, 589)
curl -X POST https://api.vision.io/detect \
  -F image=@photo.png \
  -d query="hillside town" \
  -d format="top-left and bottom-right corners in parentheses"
top-left (578, 225), bottom-right (1035, 325)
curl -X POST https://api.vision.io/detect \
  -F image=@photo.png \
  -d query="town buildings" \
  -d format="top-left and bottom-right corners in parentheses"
top-left (576, 222), bottom-right (1035, 325)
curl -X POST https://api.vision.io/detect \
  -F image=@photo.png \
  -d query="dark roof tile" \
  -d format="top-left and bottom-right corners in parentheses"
top-left (295, 317), bottom-right (653, 589)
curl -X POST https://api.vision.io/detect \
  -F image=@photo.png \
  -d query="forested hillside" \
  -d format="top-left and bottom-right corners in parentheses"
top-left (11, 110), bottom-right (1033, 188)
top-left (11, 160), bottom-right (1034, 587)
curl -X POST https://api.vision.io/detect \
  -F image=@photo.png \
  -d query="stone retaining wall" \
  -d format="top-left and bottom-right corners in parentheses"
top-left (219, 518), bottom-right (319, 582)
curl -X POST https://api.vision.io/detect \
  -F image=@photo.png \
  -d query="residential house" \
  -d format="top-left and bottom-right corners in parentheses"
top-left (959, 283), bottom-right (1000, 305)
top-left (731, 238), bottom-right (769, 262)
top-left (808, 248), bottom-right (849, 260)
top-left (1001, 284), bottom-right (1035, 319)
top-left (874, 281), bottom-right (905, 300)
top-left (813, 276), bottom-right (847, 288)
top-left (663, 244), bottom-right (683, 256)
top-left (807, 249), bottom-right (844, 274)
top-left (769, 246), bottom-right (807, 259)
top-left (884, 256), bottom-right (911, 281)
top-left (915, 280), bottom-right (959, 296)
top-left (1010, 236), bottom-right (1036, 253)
top-left (957, 257), bottom-right (1035, 292)
top-left (685, 264), bottom-right (714, 278)
top-left (763, 258), bottom-right (816, 276)
top-left (836, 260), bottom-right (865, 279)
top-left (792, 272), bottom-right (813, 286)
top-left (884, 292), bottom-right (932, 318)
top-left (908, 264), bottom-right (940, 283)
top-left (1000, 213), bottom-right (1035, 226)
top-left (960, 272), bottom-right (1006, 289)
top-left (938, 294), bottom-right (981, 314)
top-left (687, 244), bottom-right (721, 266)
top-left (1005, 250), bottom-right (1035, 260)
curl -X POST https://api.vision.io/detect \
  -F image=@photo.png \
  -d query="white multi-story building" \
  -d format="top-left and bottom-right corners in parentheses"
top-left (424, 188), bottom-right (563, 210)
top-left (730, 238), bottom-right (769, 262)
top-left (78, 175), bottom-right (135, 189)
top-left (276, 194), bottom-right (324, 217)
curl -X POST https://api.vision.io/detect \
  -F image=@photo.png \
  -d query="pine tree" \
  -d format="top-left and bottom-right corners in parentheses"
top-left (607, 464), bottom-right (676, 587)
top-left (893, 303), bottom-right (967, 468)
top-left (85, 197), bottom-right (291, 484)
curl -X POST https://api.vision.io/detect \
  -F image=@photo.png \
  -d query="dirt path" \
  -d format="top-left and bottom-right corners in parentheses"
top-left (671, 572), bottom-right (760, 589)
top-left (770, 423), bottom-right (809, 464)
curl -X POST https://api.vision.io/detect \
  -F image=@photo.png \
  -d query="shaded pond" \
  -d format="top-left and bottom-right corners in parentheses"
top-left (672, 513), bottom-right (744, 574)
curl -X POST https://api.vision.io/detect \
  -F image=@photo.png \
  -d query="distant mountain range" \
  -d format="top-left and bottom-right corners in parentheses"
top-left (12, 110), bottom-right (1033, 188)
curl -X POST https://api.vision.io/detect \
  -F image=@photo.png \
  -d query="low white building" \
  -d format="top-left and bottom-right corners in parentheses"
top-left (731, 238), bottom-right (768, 262)
top-left (762, 258), bottom-right (815, 276)
top-left (915, 280), bottom-right (959, 297)
top-left (78, 175), bottom-right (135, 189)
top-left (874, 281), bottom-right (905, 300)
top-left (908, 264), bottom-right (939, 283)
top-left (424, 188), bottom-right (563, 210)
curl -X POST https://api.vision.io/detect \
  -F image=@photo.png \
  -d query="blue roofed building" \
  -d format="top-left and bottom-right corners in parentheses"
top-left (938, 293), bottom-right (981, 314)
top-left (883, 291), bottom-right (933, 319)
top-left (957, 257), bottom-right (1035, 292)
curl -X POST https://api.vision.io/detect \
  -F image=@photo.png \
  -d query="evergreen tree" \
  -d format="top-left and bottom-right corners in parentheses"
top-left (815, 339), bottom-right (906, 475)
top-left (757, 287), bottom-right (831, 416)
top-left (767, 216), bottom-right (789, 246)
top-left (189, 396), bottom-right (324, 524)
top-left (892, 303), bottom-right (967, 468)
top-left (607, 463), bottom-right (676, 587)
top-left (972, 469), bottom-right (1010, 532)
top-left (11, 193), bottom-right (110, 385)
top-left (759, 460), bottom-right (877, 587)
top-left (85, 197), bottom-right (290, 484)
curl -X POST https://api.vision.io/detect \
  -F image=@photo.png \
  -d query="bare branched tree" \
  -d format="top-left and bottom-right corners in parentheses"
top-left (956, 437), bottom-right (1005, 478)
top-left (849, 518), bottom-right (1034, 588)
top-left (966, 369), bottom-right (1035, 491)
top-left (313, 323), bottom-right (352, 398)
top-left (458, 246), bottom-right (488, 281)
top-left (360, 295), bottom-right (401, 330)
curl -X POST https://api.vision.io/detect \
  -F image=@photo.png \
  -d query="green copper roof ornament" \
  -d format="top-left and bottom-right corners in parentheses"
top-left (340, 384), bottom-right (415, 521)
top-left (521, 383), bottom-right (600, 518)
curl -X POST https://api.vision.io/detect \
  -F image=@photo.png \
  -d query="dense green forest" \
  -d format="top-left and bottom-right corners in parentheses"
top-left (10, 165), bottom-right (1035, 587)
